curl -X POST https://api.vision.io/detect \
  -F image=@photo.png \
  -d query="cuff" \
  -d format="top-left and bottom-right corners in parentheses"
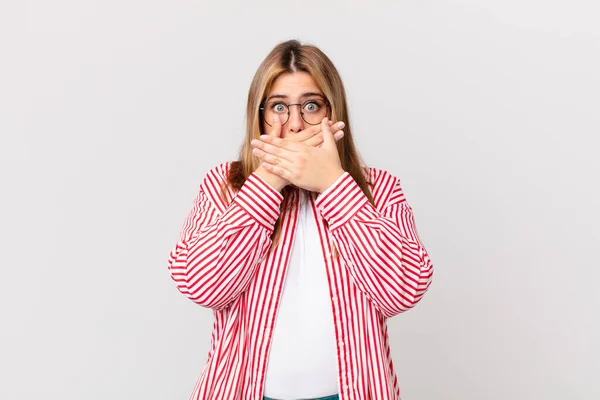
top-left (315, 172), bottom-right (370, 230)
top-left (232, 172), bottom-right (284, 229)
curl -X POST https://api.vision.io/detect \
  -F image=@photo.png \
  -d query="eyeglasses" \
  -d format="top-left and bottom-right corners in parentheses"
top-left (259, 98), bottom-right (331, 126)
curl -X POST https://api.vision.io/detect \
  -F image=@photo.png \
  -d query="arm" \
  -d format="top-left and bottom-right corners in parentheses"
top-left (167, 164), bottom-right (283, 310)
top-left (315, 169), bottom-right (434, 319)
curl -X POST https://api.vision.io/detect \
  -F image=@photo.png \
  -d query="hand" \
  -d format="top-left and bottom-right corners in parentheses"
top-left (253, 114), bottom-right (345, 191)
top-left (251, 117), bottom-right (346, 193)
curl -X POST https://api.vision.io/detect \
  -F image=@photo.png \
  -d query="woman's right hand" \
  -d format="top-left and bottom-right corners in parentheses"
top-left (253, 114), bottom-right (345, 192)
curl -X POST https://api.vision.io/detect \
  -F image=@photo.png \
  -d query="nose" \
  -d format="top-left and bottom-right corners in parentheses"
top-left (286, 104), bottom-right (305, 134)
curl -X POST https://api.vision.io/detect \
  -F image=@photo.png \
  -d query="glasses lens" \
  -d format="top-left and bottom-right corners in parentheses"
top-left (261, 99), bottom-right (329, 125)
top-left (263, 101), bottom-right (289, 126)
top-left (301, 99), bottom-right (328, 125)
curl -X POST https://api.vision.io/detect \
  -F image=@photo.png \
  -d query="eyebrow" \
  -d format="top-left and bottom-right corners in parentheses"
top-left (266, 92), bottom-right (325, 101)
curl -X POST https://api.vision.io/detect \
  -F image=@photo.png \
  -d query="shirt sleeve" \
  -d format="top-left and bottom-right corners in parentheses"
top-left (167, 167), bottom-right (284, 310)
top-left (315, 170), bottom-right (434, 318)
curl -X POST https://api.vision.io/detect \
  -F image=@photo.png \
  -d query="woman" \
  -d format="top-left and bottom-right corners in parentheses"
top-left (167, 39), bottom-right (434, 400)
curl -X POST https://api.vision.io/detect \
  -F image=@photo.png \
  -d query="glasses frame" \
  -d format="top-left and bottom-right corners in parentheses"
top-left (259, 98), bottom-right (332, 127)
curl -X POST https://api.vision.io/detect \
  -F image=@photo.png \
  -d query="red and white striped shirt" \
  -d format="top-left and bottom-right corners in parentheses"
top-left (167, 161), bottom-right (434, 400)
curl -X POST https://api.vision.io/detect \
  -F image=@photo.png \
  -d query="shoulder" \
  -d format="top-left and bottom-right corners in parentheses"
top-left (205, 161), bottom-right (232, 182)
top-left (361, 165), bottom-right (407, 209)
top-left (362, 165), bottom-right (401, 190)
top-left (200, 161), bottom-right (232, 190)
top-left (198, 161), bottom-right (235, 213)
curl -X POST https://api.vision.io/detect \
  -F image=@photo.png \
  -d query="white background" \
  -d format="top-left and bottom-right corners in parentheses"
top-left (1, 1), bottom-right (599, 399)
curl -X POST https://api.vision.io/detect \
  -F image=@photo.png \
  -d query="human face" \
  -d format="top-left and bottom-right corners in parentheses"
top-left (261, 71), bottom-right (329, 139)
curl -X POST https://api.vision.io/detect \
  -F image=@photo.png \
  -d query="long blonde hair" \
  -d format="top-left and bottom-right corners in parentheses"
top-left (220, 39), bottom-right (375, 254)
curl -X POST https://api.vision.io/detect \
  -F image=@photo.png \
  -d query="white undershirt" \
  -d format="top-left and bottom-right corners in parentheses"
top-left (263, 189), bottom-right (339, 399)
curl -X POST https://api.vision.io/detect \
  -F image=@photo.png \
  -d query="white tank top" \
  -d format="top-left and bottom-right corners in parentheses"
top-left (263, 189), bottom-right (339, 399)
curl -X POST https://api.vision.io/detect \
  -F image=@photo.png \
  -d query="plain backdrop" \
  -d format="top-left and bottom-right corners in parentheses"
top-left (1, 1), bottom-right (599, 399)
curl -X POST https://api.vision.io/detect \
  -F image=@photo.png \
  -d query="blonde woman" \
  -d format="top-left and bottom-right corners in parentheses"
top-left (167, 39), bottom-right (434, 400)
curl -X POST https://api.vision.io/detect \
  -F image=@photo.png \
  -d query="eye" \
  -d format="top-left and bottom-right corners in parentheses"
top-left (269, 102), bottom-right (287, 113)
top-left (303, 100), bottom-right (323, 113)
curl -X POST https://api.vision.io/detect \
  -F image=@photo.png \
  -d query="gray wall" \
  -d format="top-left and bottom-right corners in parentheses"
top-left (1, 1), bottom-right (598, 399)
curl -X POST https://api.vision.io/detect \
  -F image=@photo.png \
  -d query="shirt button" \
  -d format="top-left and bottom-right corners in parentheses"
top-left (343, 384), bottom-right (349, 390)
top-left (331, 296), bottom-right (337, 302)
top-left (338, 340), bottom-right (344, 347)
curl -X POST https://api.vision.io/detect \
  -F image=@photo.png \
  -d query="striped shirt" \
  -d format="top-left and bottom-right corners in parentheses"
top-left (167, 161), bottom-right (434, 400)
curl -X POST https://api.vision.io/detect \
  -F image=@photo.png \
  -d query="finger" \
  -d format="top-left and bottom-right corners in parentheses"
top-left (303, 130), bottom-right (344, 147)
top-left (251, 139), bottom-right (297, 162)
top-left (298, 120), bottom-right (345, 144)
top-left (321, 117), bottom-right (335, 147)
top-left (291, 123), bottom-right (326, 143)
top-left (270, 113), bottom-right (282, 138)
top-left (252, 147), bottom-right (294, 171)
top-left (262, 161), bottom-right (293, 181)
top-left (256, 134), bottom-right (307, 153)
top-left (264, 113), bottom-right (335, 143)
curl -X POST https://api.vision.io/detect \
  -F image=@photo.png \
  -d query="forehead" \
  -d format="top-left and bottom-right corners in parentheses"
top-left (269, 71), bottom-right (321, 94)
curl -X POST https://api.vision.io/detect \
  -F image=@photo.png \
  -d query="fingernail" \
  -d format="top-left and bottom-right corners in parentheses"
top-left (337, 122), bottom-right (345, 128)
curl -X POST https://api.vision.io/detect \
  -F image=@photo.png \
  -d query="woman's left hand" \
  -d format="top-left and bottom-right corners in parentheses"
top-left (251, 117), bottom-right (346, 193)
